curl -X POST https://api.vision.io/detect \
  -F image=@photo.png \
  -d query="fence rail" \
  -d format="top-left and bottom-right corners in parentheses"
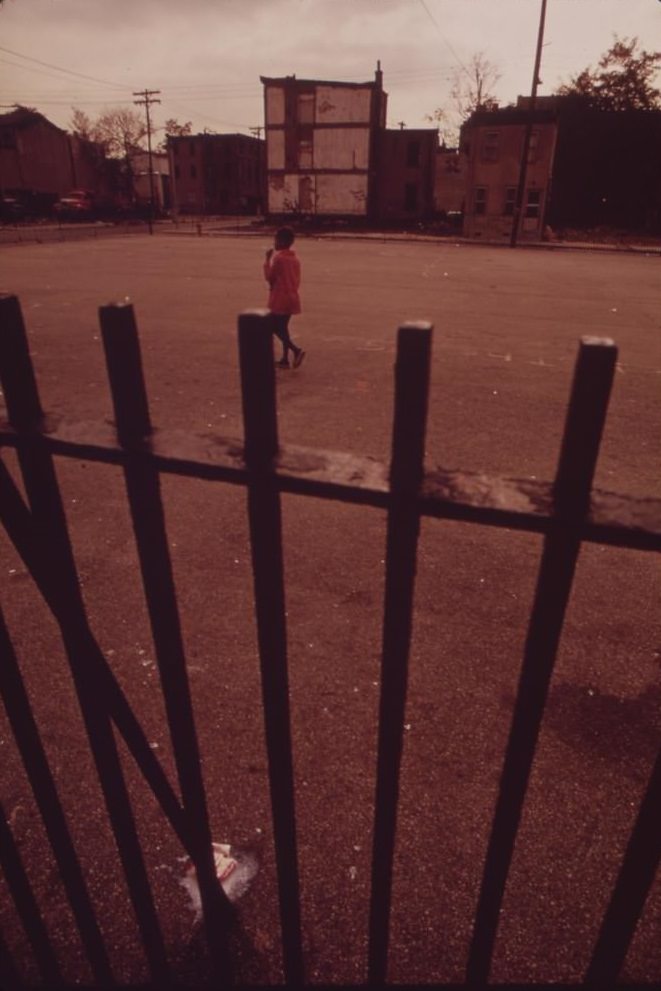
top-left (1, 291), bottom-right (660, 986)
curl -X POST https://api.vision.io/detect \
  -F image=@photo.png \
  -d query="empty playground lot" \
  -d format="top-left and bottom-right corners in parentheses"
top-left (1, 233), bottom-right (660, 985)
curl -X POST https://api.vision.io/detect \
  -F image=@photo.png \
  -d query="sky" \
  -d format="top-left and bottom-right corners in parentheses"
top-left (1, 0), bottom-right (659, 143)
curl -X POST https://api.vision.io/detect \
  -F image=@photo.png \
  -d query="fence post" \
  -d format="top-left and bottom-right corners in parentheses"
top-left (586, 743), bottom-right (661, 983)
top-left (238, 310), bottom-right (304, 985)
top-left (467, 336), bottom-right (617, 985)
top-left (368, 321), bottom-right (432, 985)
top-left (0, 295), bottom-right (171, 986)
top-left (100, 300), bottom-right (235, 984)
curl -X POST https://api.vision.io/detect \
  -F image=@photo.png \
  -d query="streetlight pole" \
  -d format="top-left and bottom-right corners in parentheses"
top-left (510, 0), bottom-right (548, 248)
top-left (133, 89), bottom-right (161, 235)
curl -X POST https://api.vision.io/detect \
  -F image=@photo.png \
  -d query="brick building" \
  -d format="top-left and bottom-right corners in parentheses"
top-left (0, 107), bottom-right (74, 206)
top-left (375, 127), bottom-right (437, 222)
top-left (168, 133), bottom-right (264, 215)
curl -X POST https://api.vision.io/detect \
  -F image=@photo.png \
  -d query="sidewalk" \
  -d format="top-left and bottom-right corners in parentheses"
top-left (158, 217), bottom-right (661, 255)
top-left (2, 216), bottom-right (660, 255)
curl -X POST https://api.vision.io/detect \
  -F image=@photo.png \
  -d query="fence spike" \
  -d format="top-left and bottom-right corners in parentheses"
top-left (369, 321), bottom-right (432, 985)
top-left (0, 294), bottom-right (44, 432)
top-left (467, 336), bottom-right (617, 985)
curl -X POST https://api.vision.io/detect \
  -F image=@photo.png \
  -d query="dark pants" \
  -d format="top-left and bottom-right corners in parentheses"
top-left (271, 313), bottom-right (298, 361)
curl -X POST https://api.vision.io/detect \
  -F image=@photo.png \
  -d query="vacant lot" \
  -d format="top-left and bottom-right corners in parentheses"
top-left (1, 234), bottom-right (660, 985)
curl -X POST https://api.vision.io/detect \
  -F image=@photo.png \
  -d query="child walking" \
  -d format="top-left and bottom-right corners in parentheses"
top-left (264, 226), bottom-right (305, 369)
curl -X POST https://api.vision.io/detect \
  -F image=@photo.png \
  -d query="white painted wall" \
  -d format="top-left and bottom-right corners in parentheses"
top-left (315, 86), bottom-right (371, 124)
top-left (316, 173), bottom-right (368, 214)
top-left (267, 130), bottom-right (285, 170)
top-left (267, 173), bottom-right (302, 212)
top-left (314, 128), bottom-right (369, 170)
top-left (268, 172), bottom-right (367, 215)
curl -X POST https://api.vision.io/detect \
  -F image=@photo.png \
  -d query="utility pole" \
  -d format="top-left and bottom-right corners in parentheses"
top-left (133, 89), bottom-right (161, 234)
top-left (510, 0), bottom-right (548, 248)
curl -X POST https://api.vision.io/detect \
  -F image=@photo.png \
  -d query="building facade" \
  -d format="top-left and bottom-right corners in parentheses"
top-left (0, 108), bottom-right (74, 205)
top-left (375, 128), bottom-right (437, 222)
top-left (132, 151), bottom-right (171, 211)
top-left (168, 133), bottom-right (265, 215)
top-left (261, 66), bottom-right (387, 219)
top-left (460, 106), bottom-right (558, 241)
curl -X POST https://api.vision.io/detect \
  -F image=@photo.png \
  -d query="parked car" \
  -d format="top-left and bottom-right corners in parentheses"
top-left (53, 189), bottom-right (95, 221)
top-left (0, 194), bottom-right (29, 223)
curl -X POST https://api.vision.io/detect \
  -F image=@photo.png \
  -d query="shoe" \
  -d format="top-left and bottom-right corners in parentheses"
top-left (276, 359), bottom-right (290, 368)
top-left (293, 350), bottom-right (306, 369)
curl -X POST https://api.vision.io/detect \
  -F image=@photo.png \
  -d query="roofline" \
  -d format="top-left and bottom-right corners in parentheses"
top-left (260, 75), bottom-right (379, 90)
top-left (463, 109), bottom-right (558, 127)
top-left (167, 132), bottom-right (263, 141)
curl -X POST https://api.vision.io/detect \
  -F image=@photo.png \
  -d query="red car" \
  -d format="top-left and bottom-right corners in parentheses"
top-left (53, 189), bottom-right (95, 221)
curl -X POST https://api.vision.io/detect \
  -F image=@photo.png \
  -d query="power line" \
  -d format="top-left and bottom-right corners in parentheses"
top-left (416, 0), bottom-right (471, 79)
top-left (0, 44), bottom-right (128, 89)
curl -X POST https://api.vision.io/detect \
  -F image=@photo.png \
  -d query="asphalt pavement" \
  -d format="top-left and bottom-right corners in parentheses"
top-left (0, 234), bottom-right (660, 986)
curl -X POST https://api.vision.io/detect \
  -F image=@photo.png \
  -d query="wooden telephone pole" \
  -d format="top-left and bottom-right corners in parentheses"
top-left (133, 89), bottom-right (161, 235)
top-left (510, 0), bottom-right (548, 248)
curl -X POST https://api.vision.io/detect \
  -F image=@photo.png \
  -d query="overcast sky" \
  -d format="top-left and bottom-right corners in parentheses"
top-left (1, 0), bottom-right (659, 141)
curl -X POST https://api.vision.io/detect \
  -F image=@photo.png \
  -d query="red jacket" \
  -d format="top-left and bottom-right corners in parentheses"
top-left (264, 248), bottom-right (301, 315)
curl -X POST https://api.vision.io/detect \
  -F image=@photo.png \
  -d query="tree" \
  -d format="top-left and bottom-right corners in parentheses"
top-left (157, 118), bottom-right (193, 151)
top-left (92, 107), bottom-right (147, 160)
top-left (69, 108), bottom-right (94, 141)
top-left (556, 36), bottom-right (661, 111)
top-left (427, 51), bottom-right (501, 145)
top-left (164, 118), bottom-right (192, 137)
top-left (70, 106), bottom-right (147, 197)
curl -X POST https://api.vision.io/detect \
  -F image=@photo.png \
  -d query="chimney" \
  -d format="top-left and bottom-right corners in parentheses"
top-left (375, 60), bottom-right (382, 88)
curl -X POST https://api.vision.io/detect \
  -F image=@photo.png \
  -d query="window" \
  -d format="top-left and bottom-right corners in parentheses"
top-left (504, 187), bottom-right (517, 216)
top-left (527, 130), bottom-right (540, 163)
top-left (189, 141), bottom-right (196, 156)
top-left (299, 175), bottom-right (313, 211)
top-left (474, 186), bottom-right (487, 215)
top-left (404, 182), bottom-right (418, 212)
top-left (406, 141), bottom-right (420, 167)
top-left (481, 130), bottom-right (500, 162)
top-left (174, 164), bottom-right (180, 179)
top-left (190, 164), bottom-right (197, 179)
top-left (298, 138), bottom-right (313, 169)
top-left (297, 92), bottom-right (314, 125)
top-left (525, 188), bottom-right (542, 218)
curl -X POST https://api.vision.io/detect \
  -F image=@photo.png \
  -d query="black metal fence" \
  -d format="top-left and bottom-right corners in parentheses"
top-left (0, 292), bottom-right (660, 987)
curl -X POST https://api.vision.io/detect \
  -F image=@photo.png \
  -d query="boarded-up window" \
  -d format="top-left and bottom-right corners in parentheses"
top-left (525, 188), bottom-right (542, 219)
top-left (407, 141), bottom-right (420, 167)
top-left (474, 186), bottom-right (487, 214)
top-left (298, 139), bottom-right (313, 169)
top-left (527, 130), bottom-right (540, 163)
top-left (298, 92), bottom-right (315, 125)
top-left (405, 182), bottom-right (418, 212)
top-left (299, 176), bottom-right (313, 211)
top-left (481, 131), bottom-right (499, 162)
